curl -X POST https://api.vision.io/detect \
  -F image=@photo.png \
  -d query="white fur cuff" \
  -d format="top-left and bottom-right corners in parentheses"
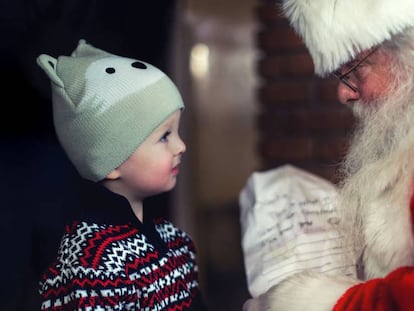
top-left (259, 272), bottom-right (358, 311)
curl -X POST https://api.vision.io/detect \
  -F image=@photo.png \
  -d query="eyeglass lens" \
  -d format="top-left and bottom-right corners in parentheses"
top-left (333, 48), bottom-right (377, 93)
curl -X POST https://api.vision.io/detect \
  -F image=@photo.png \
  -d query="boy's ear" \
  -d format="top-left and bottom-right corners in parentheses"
top-left (105, 169), bottom-right (121, 180)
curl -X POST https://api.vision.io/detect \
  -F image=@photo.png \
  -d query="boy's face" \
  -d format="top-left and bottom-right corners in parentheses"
top-left (111, 110), bottom-right (186, 199)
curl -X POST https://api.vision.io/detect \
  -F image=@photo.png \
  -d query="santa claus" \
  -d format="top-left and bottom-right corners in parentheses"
top-left (244, 0), bottom-right (414, 310)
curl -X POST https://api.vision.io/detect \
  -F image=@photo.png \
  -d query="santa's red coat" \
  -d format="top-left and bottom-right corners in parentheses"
top-left (334, 198), bottom-right (414, 310)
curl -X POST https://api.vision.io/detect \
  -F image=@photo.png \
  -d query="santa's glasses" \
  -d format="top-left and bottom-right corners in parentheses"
top-left (333, 48), bottom-right (378, 93)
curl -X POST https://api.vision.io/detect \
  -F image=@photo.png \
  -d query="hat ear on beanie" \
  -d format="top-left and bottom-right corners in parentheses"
top-left (37, 39), bottom-right (184, 182)
top-left (281, 0), bottom-right (414, 76)
top-left (37, 54), bottom-right (64, 88)
top-left (70, 39), bottom-right (111, 58)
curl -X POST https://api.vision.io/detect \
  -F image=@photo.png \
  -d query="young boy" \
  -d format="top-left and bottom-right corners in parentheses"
top-left (36, 39), bottom-right (206, 310)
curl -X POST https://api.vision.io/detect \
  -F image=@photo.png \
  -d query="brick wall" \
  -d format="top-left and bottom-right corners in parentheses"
top-left (255, 1), bottom-right (355, 183)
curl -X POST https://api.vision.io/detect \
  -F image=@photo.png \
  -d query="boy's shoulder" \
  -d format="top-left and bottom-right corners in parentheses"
top-left (61, 219), bottom-right (195, 262)
top-left (58, 221), bottom-right (141, 267)
top-left (152, 217), bottom-right (195, 245)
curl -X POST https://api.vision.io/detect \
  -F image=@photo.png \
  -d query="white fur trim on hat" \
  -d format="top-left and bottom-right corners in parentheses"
top-left (281, 0), bottom-right (414, 76)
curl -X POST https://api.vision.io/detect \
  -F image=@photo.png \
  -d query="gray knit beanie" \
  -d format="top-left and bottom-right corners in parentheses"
top-left (37, 39), bottom-right (184, 182)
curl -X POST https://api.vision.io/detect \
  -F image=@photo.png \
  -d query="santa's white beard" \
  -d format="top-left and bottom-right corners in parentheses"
top-left (338, 74), bottom-right (414, 277)
top-left (341, 81), bottom-right (414, 176)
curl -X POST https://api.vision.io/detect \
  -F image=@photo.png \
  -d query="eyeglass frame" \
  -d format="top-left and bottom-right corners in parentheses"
top-left (333, 48), bottom-right (378, 93)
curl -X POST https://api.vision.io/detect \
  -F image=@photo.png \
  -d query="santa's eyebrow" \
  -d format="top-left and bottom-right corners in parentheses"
top-left (347, 49), bottom-right (378, 68)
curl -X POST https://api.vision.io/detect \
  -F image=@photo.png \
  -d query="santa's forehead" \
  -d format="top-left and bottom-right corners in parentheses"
top-left (84, 56), bottom-right (164, 86)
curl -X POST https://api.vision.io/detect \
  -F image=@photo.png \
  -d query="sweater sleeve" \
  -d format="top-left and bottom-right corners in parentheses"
top-left (334, 266), bottom-right (414, 311)
top-left (40, 265), bottom-right (138, 310)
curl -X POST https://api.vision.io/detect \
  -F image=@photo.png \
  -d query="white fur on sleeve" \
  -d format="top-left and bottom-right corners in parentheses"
top-left (257, 272), bottom-right (358, 311)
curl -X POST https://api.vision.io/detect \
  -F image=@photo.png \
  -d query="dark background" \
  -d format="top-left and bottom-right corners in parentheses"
top-left (0, 1), bottom-right (176, 309)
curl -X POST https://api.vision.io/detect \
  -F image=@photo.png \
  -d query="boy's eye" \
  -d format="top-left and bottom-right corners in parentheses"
top-left (160, 131), bottom-right (171, 142)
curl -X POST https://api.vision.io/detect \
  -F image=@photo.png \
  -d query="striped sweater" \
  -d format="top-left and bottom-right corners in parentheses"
top-left (39, 180), bottom-right (206, 310)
